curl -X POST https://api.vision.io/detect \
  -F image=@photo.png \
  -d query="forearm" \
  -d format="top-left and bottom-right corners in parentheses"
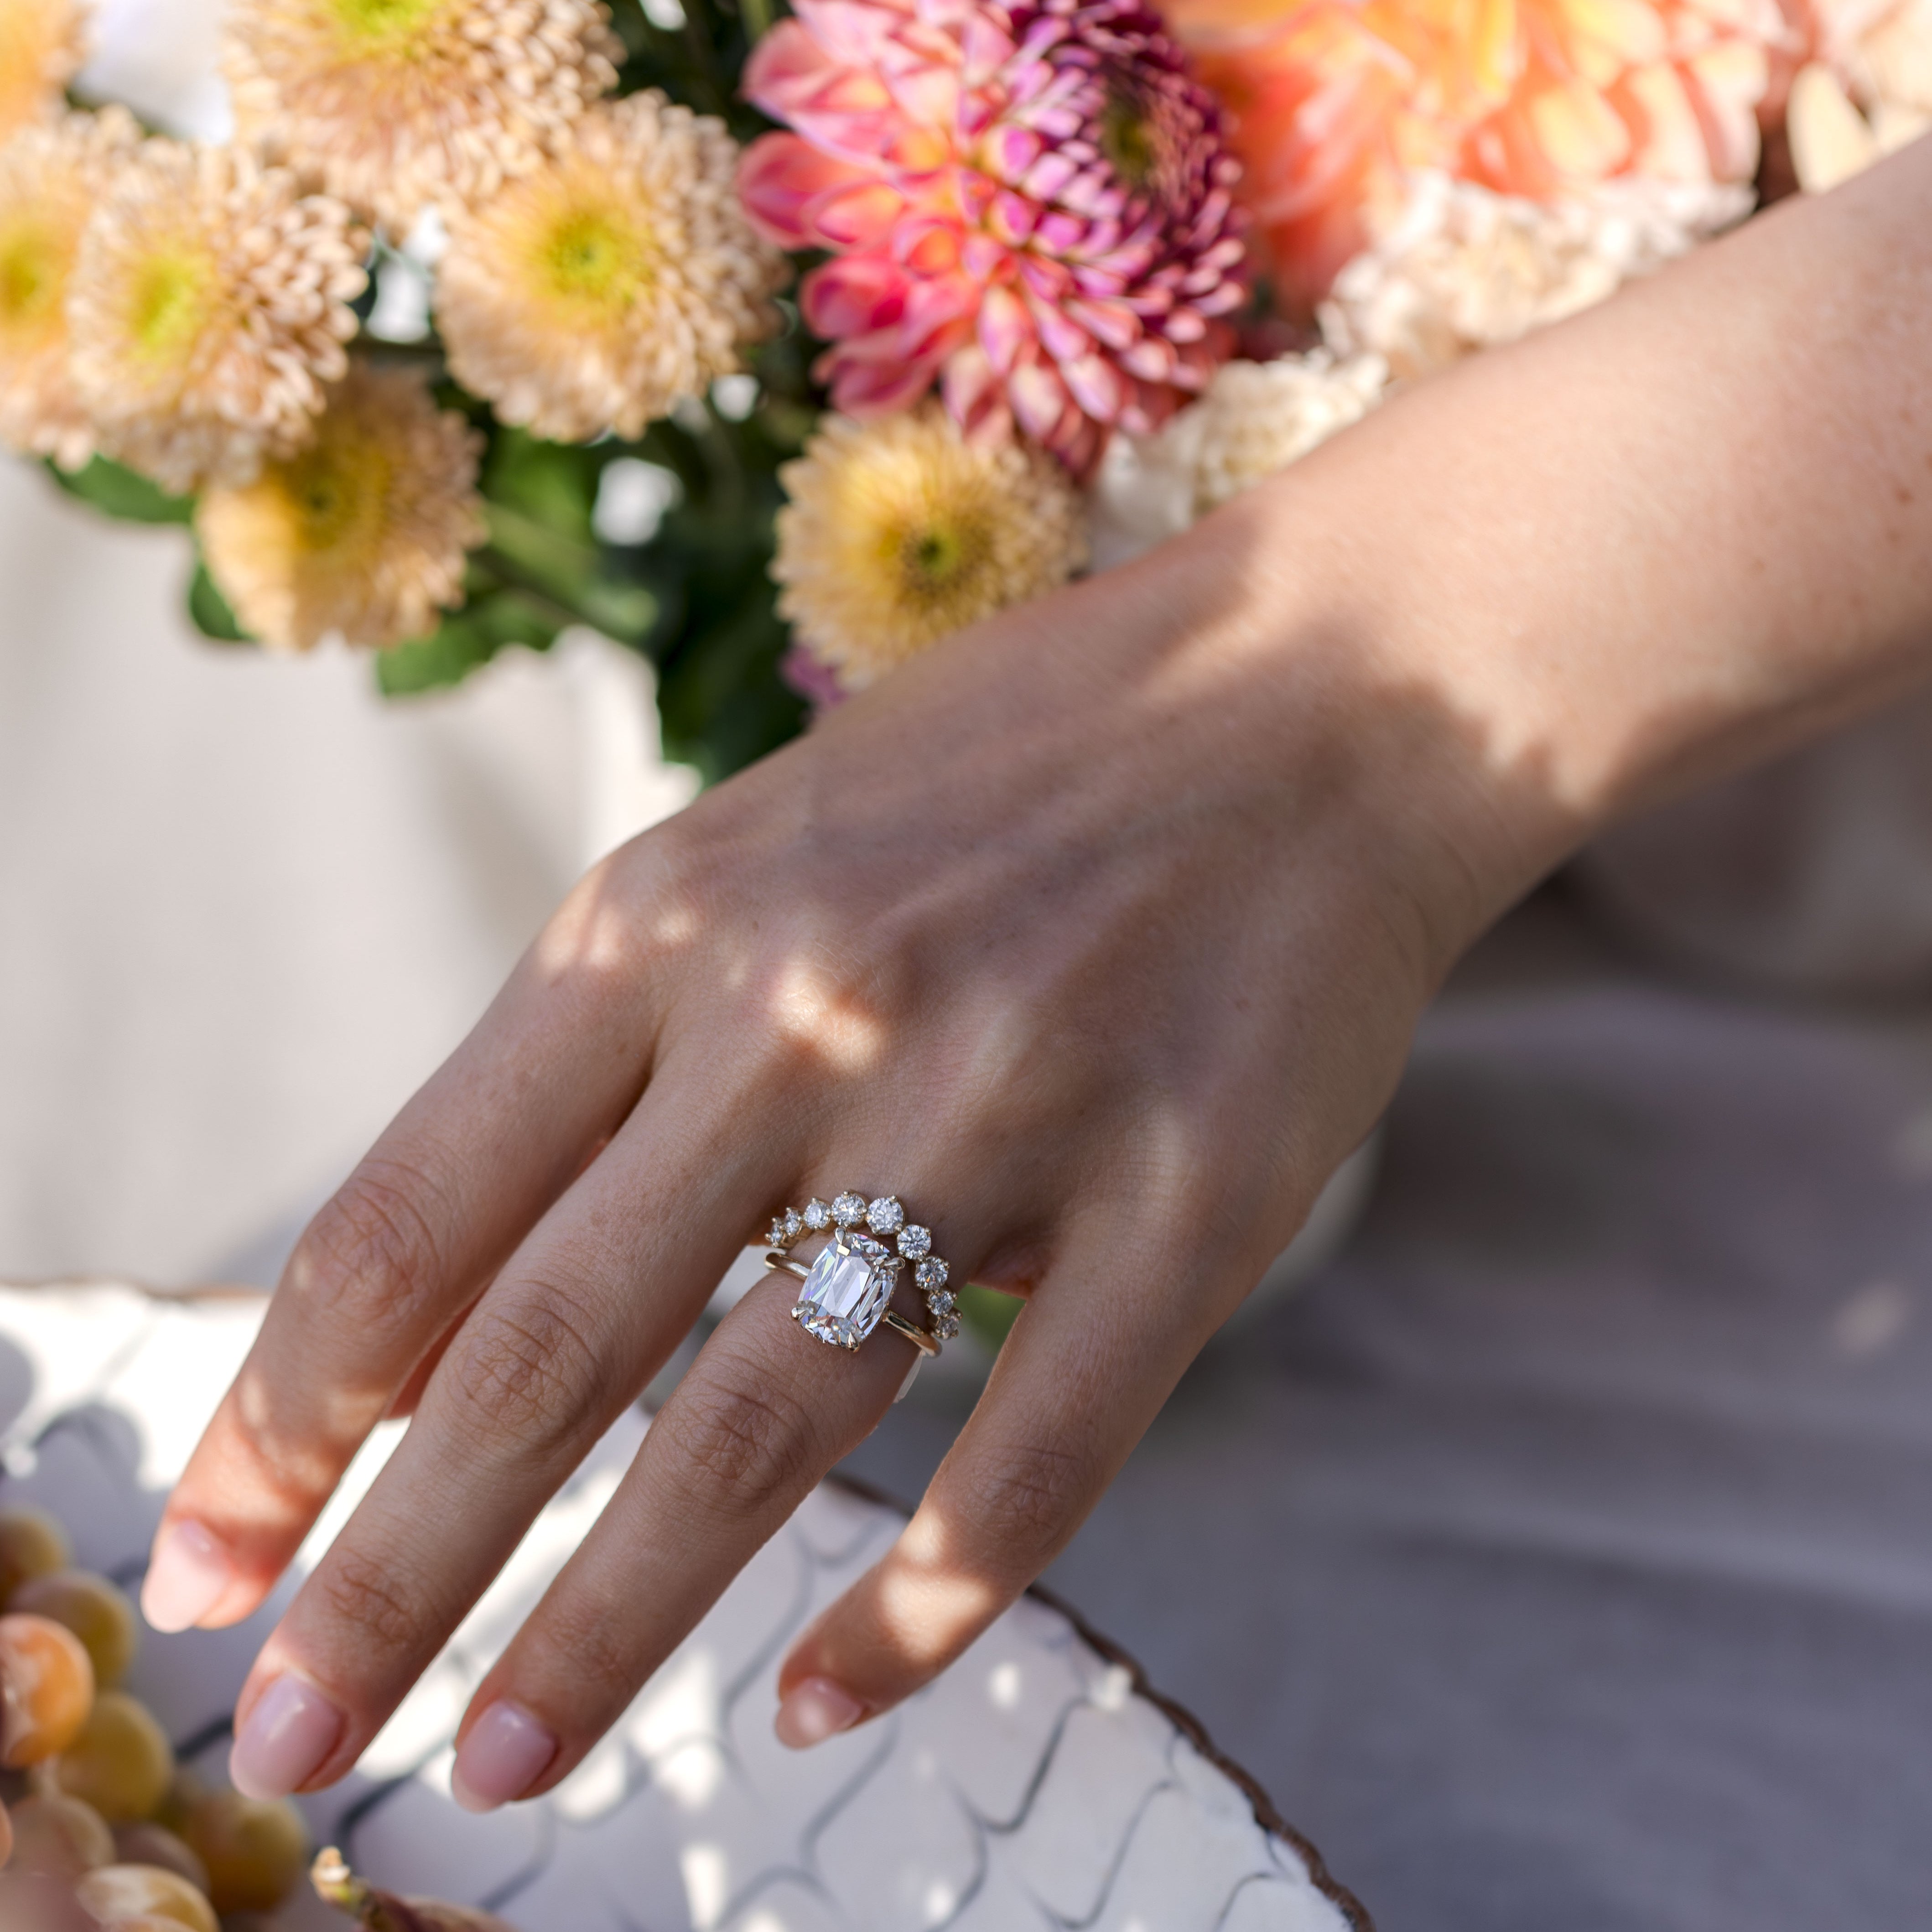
top-left (1167, 137), bottom-right (1932, 939)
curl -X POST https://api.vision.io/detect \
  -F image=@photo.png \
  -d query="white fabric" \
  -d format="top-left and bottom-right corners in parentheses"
top-left (0, 460), bottom-right (693, 1283)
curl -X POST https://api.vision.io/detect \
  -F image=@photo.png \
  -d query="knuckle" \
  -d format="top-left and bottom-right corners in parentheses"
top-left (970, 1438), bottom-right (1089, 1567)
top-left (442, 1290), bottom-right (609, 1461)
top-left (315, 1544), bottom-right (431, 1652)
top-left (659, 1373), bottom-right (819, 1514)
top-left (537, 1595), bottom-right (641, 1700)
top-left (291, 1155), bottom-right (451, 1340)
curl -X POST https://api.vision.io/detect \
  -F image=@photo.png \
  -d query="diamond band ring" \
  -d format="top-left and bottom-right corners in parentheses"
top-left (763, 1192), bottom-right (960, 1354)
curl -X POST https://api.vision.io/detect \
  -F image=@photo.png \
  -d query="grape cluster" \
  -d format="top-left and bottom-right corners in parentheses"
top-left (0, 1504), bottom-right (307, 1931)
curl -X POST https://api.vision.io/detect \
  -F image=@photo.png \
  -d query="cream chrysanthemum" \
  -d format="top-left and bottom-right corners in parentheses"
top-left (436, 92), bottom-right (786, 443)
top-left (1319, 172), bottom-right (1752, 384)
top-left (1785, 0), bottom-right (1932, 190)
top-left (222, 0), bottom-right (620, 235)
top-left (1086, 353), bottom-right (1386, 568)
top-left (0, 108), bottom-right (140, 469)
top-left (0, 0), bottom-right (87, 144)
top-left (774, 406), bottom-right (1087, 691)
top-left (67, 140), bottom-right (367, 494)
top-left (197, 360), bottom-right (486, 650)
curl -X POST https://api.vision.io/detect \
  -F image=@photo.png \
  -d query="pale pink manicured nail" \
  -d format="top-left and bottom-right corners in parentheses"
top-left (774, 1677), bottom-right (865, 1750)
top-left (451, 1702), bottom-right (559, 1813)
top-left (230, 1675), bottom-right (343, 1799)
top-left (141, 1520), bottom-right (236, 1633)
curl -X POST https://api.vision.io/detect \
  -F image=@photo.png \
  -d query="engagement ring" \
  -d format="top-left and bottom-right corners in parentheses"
top-left (763, 1192), bottom-right (960, 1354)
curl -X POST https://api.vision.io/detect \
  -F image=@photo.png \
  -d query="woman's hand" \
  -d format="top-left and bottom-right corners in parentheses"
top-left (137, 484), bottom-right (1520, 1808)
top-left (141, 135), bottom-right (1932, 1809)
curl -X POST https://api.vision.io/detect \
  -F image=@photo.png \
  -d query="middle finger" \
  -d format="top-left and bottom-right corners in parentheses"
top-left (225, 1067), bottom-right (793, 1800)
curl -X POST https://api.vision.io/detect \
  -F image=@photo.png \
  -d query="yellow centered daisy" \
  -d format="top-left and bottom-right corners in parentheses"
top-left (196, 360), bottom-right (486, 651)
top-left (437, 91), bottom-right (787, 442)
top-left (221, 0), bottom-right (621, 234)
top-left (0, 109), bottom-right (140, 471)
top-left (0, 0), bottom-right (87, 144)
top-left (772, 405), bottom-right (1088, 691)
top-left (0, 220), bottom-right (63, 337)
top-left (67, 140), bottom-right (367, 494)
top-left (125, 243), bottom-right (226, 369)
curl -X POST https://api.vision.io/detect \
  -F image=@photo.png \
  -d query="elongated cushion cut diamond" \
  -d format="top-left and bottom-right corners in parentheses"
top-left (794, 1232), bottom-right (898, 1349)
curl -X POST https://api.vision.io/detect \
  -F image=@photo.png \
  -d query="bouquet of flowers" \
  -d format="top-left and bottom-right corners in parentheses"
top-left (0, 0), bottom-right (1924, 780)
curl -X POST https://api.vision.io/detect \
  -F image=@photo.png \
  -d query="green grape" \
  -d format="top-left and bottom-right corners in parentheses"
top-left (10, 1572), bottom-right (138, 1689)
top-left (52, 1692), bottom-right (173, 1824)
top-left (73, 1863), bottom-right (219, 1932)
top-left (0, 1867), bottom-right (104, 1932)
top-left (0, 1614), bottom-right (95, 1766)
top-left (0, 1511), bottom-right (71, 1612)
top-left (181, 1787), bottom-right (307, 1913)
top-left (5, 1792), bottom-right (115, 1878)
top-left (111, 1823), bottom-right (209, 1896)
top-left (149, 1768), bottom-right (204, 1840)
top-left (312, 1848), bottom-right (520, 1930)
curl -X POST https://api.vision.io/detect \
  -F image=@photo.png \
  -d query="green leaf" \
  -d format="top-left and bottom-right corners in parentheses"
top-left (374, 587), bottom-right (579, 696)
top-left (49, 455), bottom-right (193, 525)
top-left (186, 563), bottom-right (250, 644)
top-left (375, 612), bottom-right (504, 696)
top-left (959, 1283), bottom-right (1024, 1352)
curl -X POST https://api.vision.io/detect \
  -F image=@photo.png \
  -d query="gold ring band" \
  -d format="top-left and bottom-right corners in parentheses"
top-left (881, 1308), bottom-right (940, 1357)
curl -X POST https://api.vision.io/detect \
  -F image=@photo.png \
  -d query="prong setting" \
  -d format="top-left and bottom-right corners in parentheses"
top-left (762, 1189), bottom-right (955, 1354)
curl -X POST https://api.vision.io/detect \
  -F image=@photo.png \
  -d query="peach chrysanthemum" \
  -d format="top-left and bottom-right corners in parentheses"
top-left (436, 92), bottom-right (786, 442)
top-left (0, 0), bottom-right (88, 145)
top-left (196, 360), bottom-right (486, 650)
top-left (0, 108), bottom-right (140, 469)
top-left (222, 0), bottom-right (621, 235)
top-left (1164, 0), bottom-right (1785, 312)
top-left (1319, 171), bottom-right (1751, 380)
top-left (66, 139), bottom-right (367, 495)
top-left (774, 404), bottom-right (1087, 690)
top-left (1087, 349), bottom-right (1383, 564)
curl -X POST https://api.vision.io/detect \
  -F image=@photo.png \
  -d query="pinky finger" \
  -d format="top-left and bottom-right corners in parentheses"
top-left (773, 1220), bottom-right (1215, 1743)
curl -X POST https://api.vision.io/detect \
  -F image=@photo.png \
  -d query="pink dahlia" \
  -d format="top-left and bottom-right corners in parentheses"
top-left (740, 0), bottom-right (1248, 473)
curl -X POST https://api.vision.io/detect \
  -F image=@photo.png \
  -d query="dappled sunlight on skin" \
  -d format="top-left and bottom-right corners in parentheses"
top-left (768, 957), bottom-right (891, 1075)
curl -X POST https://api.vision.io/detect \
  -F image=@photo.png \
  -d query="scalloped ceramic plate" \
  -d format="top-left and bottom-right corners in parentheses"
top-left (0, 1284), bottom-right (1367, 1932)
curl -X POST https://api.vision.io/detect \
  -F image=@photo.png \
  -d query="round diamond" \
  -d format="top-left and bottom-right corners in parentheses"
top-left (897, 1224), bottom-right (932, 1259)
top-left (803, 1198), bottom-right (832, 1231)
top-left (866, 1195), bottom-right (905, 1236)
top-left (926, 1289), bottom-right (956, 1317)
top-left (782, 1208), bottom-right (803, 1242)
top-left (935, 1314), bottom-right (961, 1341)
top-left (914, 1257), bottom-right (949, 1292)
top-left (831, 1192), bottom-right (867, 1227)
top-left (767, 1216), bottom-right (789, 1246)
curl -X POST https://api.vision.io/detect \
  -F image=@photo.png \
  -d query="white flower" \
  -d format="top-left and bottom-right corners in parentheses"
top-left (1086, 353), bottom-right (1386, 570)
top-left (1319, 172), bottom-right (1753, 384)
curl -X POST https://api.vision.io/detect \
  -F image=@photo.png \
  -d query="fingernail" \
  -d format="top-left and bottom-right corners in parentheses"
top-left (774, 1677), bottom-right (865, 1750)
top-left (230, 1674), bottom-right (343, 1799)
top-left (451, 1701), bottom-right (559, 1813)
top-left (141, 1520), bottom-right (236, 1633)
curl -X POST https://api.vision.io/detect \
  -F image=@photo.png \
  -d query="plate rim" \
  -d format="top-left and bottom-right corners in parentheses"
top-left (1, 1279), bottom-right (1375, 1932)
top-left (831, 1467), bottom-right (1375, 1932)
